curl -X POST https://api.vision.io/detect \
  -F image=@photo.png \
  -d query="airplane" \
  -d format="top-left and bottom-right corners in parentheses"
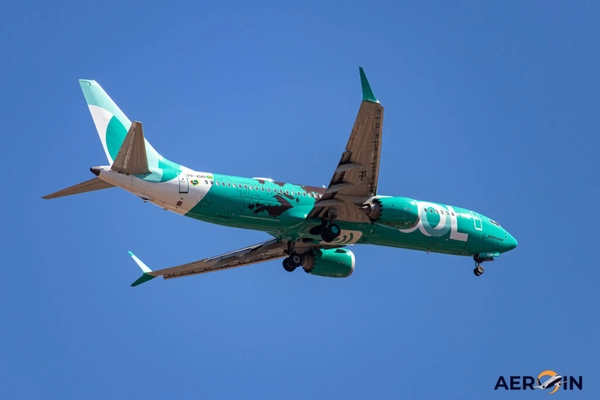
top-left (534, 374), bottom-right (563, 391)
top-left (43, 68), bottom-right (518, 286)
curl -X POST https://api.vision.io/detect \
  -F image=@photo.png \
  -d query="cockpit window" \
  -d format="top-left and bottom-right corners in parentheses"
top-left (490, 220), bottom-right (501, 227)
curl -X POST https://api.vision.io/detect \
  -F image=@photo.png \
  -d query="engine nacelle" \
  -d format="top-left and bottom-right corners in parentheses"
top-left (362, 196), bottom-right (420, 229)
top-left (304, 248), bottom-right (355, 278)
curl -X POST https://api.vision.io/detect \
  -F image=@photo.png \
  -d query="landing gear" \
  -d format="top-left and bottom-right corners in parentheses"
top-left (310, 215), bottom-right (342, 243)
top-left (473, 264), bottom-right (484, 276)
top-left (283, 253), bottom-right (304, 272)
top-left (321, 223), bottom-right (341, 242)
top-left (473, 255), bottom-right (493, 277)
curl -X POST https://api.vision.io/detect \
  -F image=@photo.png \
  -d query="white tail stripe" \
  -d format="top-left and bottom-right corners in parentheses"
top-left (88, 105), bottom-right (116, 164)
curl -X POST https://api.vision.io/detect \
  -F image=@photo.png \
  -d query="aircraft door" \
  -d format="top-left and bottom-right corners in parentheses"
top-left (178, 175), bottom-right (189, 194)
top-left (471, 211), bottom-right (483, 231)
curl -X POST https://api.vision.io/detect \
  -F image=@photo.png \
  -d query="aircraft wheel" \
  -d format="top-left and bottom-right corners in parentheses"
top-left (283, 258), bottom-right (296, 272)
top-left (289, 253), bottom-right (303, 268)
top-left (473, 265), bottom-right (484, 276)
top-left (321, 223), bottom-right (341, 242)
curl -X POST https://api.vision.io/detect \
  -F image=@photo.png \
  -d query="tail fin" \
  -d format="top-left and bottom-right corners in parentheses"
top-left (78, 80), bottom-right (160, 165)
top-left (79, 80), bottom-right (181, 182)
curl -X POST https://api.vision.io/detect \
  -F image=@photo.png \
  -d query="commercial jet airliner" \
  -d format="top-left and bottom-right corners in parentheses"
top-left (43, 68), bottom-right (517, 286)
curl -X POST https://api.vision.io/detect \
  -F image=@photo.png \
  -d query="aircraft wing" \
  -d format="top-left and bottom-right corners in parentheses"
top-left (308, 68), bottom-right (384, 223)
top-left (129, 239), bottom-right (337, 286)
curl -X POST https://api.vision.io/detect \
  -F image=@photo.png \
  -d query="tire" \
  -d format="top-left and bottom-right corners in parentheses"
top-left (326, 223), bottom-right (341, 239)
top-left (473, 265), bottom-right (484, 276)
top-left (283, 258), bottom-right (296, 272)
top-left (289, 253), bottom-right (303, 267)
top-left (321, 230), bottom-right (334, 242)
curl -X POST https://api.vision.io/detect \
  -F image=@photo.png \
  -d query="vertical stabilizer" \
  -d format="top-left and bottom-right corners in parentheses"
top-left (79, 80), bottom-right (181, 182)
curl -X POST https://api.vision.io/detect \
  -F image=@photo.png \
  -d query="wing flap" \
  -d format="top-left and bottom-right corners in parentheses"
top-left (149, 239), bottom-right (287, 280)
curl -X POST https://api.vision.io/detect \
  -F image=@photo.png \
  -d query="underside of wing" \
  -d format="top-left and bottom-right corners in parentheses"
top-left (147, 239), bottom-right (288, 280)
top-left (309, 68), bottom-right (384, 223)
top-left (129, 239), bottom-right (349, 285)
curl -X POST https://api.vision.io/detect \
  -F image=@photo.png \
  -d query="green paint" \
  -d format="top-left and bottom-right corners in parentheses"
top-left (184, 174), bottom-right (517, 258)
top-left (79, 79), bottom-right (131, 128)
top-left (106, 116), bottom-right (129, 161)
top-left (308, 248), bottom-right (354, 278)
top-left (157, 157), bottom-right (181, 182)
top-left (359, 67), bottom-right (378, 103)
top-left (131, 273), bottom-right (156, 287)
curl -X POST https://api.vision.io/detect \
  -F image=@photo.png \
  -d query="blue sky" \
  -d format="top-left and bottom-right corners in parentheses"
top-left (1, 1), bottom-right (599, 398)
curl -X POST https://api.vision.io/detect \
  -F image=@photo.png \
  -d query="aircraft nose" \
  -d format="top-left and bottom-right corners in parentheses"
top-left (503, 231), bottom-right (518, 252)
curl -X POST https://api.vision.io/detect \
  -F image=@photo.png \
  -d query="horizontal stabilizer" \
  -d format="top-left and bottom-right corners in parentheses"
top-left (111, 121), bottom-right (151, 175)
top-left (42, 177), bottom-right (114, 200)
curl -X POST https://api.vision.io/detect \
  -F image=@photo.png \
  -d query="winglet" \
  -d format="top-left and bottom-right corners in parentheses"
top-left (359, 67), bottom-right (379, 103)
top-left (129, 251), bottom-right (157, 287)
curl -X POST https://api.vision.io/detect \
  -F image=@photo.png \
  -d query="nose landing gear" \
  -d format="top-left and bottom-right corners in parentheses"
top-left (473, 255), bottom-right (494, 276)
top-left (474, 264), bottom-right (484, 276)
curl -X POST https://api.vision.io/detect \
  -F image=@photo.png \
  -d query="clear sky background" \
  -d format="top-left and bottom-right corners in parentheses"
top-left (1, 1), bottom-right (599, 398)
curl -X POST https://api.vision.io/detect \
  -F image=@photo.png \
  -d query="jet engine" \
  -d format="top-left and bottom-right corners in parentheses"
top-left (361, 196), bottom-right (420, 229)
top-left (303, 248), bottom-right (355, 278)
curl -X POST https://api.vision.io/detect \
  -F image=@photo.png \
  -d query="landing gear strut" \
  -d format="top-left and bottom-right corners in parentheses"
top-left (473, 255), bottom-right (494, 276)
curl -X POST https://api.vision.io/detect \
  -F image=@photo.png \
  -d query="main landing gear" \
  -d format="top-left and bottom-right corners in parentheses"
top-left (308, 216), bottom-right (342, 243)
top-left (473, 255), bottom-right (494, 277)
top-left (321, 223), bottom-right (341, 242)
top-left (318, 217), bottom-right (341, 243)
top-left (283, 253), bottom-right (304, 272)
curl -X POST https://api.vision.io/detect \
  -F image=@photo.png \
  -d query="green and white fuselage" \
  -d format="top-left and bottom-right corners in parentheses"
top-left (95, 166), bottom-right (515, 258)
top-left (45, 69), bottom-right (517, 285)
